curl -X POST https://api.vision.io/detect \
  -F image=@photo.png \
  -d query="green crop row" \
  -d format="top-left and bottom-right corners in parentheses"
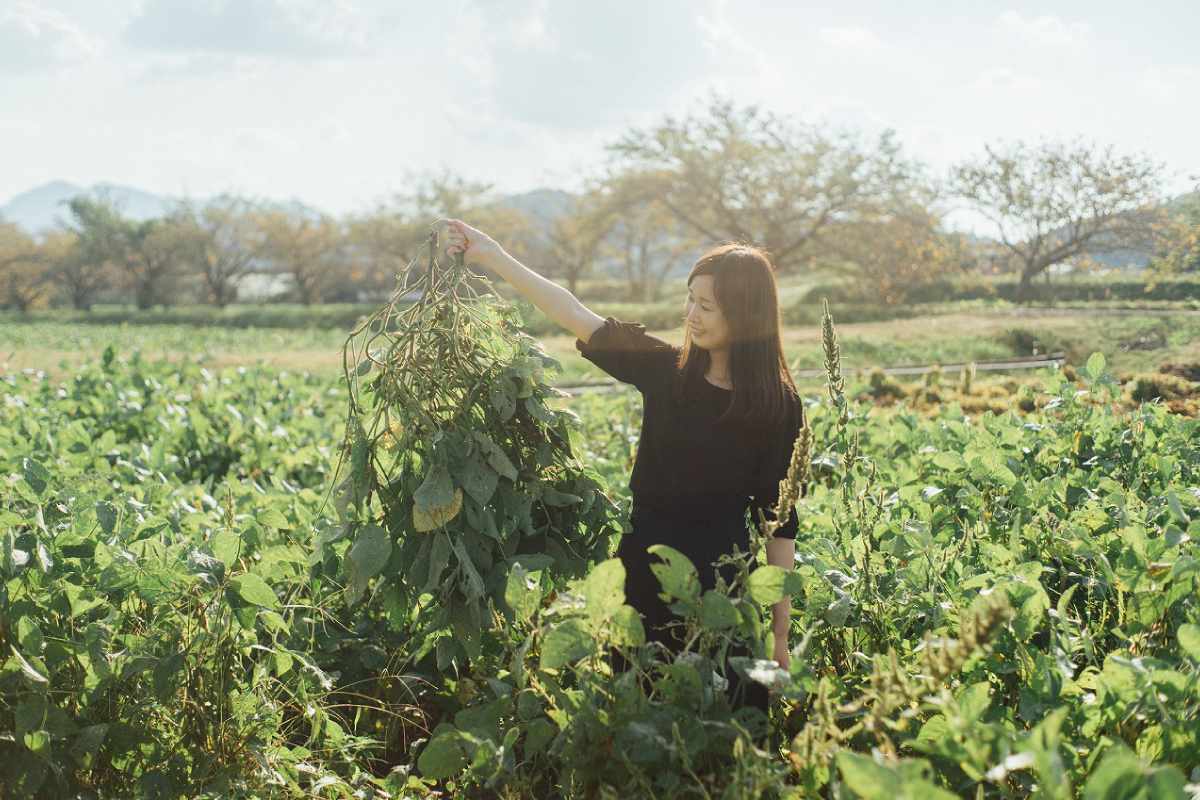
top-left (1, 340), bottom-right (1198, 797)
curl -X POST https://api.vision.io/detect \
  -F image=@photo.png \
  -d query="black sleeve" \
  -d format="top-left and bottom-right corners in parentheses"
top-left (748, 393), bottom-right (806, 540)
top-left (575, 316), bottom-right (679, 392)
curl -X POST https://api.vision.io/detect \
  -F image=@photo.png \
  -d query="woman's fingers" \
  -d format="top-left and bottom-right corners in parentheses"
top-left (439, 219), bottom-right (465, 256)
top-left (438, 218), bottom-right (490, 262)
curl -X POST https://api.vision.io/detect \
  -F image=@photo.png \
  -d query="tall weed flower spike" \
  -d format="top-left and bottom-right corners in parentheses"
top-left (821, 298), bottom-right (850, 436)
top-left (771, 423), bottom-right (813, 535)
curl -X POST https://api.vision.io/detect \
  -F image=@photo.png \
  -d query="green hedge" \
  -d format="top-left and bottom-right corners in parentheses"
top-left (6, 303), bottom-right (381, 331)
top-left (804, 275), bottom-right (1200, 305)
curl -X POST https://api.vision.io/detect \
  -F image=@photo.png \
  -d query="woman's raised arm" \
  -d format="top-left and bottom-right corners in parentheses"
top-left (440, 218), bottom-right (605, 344)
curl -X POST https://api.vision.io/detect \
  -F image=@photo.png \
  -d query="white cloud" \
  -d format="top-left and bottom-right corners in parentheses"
top-left (0, 118), bottom-right (40, 135)
top-left (1137, 66), bottom-right (1198, 105)
top-left (972, 67), bottom-right (1042, 93)
top-left (123, 0), bottom-right (370, 58)
top-left (697, 0), bottom-right (782, 90)
top-left (2, 2), bottom-right (1197, 223)
top-left (818, 26), bottom-right (883, 50)
top-left (472, 0), bottom-right (716, 130)
top-left (997, 11), bottom-right (1090, 48)
top-left (503, 0), bottom-right (556, 51)
top-left (0, 2), bottom-right (100, 72)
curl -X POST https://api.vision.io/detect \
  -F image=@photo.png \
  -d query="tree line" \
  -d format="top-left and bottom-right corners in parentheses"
top-left (2, 95), bottom-right (1196, 313)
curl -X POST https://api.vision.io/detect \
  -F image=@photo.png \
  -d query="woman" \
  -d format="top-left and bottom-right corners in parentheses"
top-left (441, 219), bottom-right (804, 714)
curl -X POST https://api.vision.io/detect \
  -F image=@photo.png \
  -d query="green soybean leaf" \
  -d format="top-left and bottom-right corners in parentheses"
top-left (824, 593), bottom-right (854, 627)
top-left (488, 379), bottom-right (517, 421)
top-left (22, 458), bottom-right (50, 497)
top-left (472, 432), bottom-right (518, 481)
top-left (581, 558), bottom-right (625, 621)
top-left (423, 532), bottom-right (452, 595)
top-left (11, 646), bottom-right (49, 686)
top-left (933, 451), bottom-right (966, 471)
top-left (700, 590), bottom-right (738, 629)
top-left (1085, 352), bottom-right (1106, 380)
top-left (957, 681), bottom-right (992, 722)
top-left (1178, 624), bottom-right (1200, 661)
top-left (1082, 747), bottom-right (1145, 800)
top-left (95, 502), bottom-right (117, 535)
top-left (524, 396), bottom-right (557, 424)
top-left (459, 450), bottom-right (499, 506)
top-left (524, 718), bottom-right (557, 757)
top-left (210, 530), bottom-right (242, 567)
top-left (836, 751), bottom-right (901, 798)
top-left (70, 724), bottom-right (108, 766)
top-left (17, 619), bottom-right (44, 653)
top-left (259, 508), bottom-right (290, 531)
top-left (609, 605), bottom-right (645, 647)
top-left (647, 545), bottom-right (700, 605)
top-left (417, 729), bottom-right (467, 780)
top-left (414, 463), bottom-right (455, 511)
top-left (747, 565), bottom-right (787, 604)
top-left (348, 525), bottom-right (390, 580)
top-left (1165, 492), bottom-right (1188, 525)
top-left (230, 574), bottom-right (278, 608)
top-left (450, 536), bottom-right (485, 601)
top-left (505, 564), bottom-right (541, 622)
top-left (346, 525), bottom-right (391, 604)
top-left (540, 618), bottom-right (593, 669)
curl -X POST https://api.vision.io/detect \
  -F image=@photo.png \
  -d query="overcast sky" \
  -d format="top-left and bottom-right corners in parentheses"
top-left (2, 0), bottom-right (1196, 227)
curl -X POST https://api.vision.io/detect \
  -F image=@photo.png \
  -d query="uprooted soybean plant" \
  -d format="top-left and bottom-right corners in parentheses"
top-left (330, 232), bottom-right (624, 666)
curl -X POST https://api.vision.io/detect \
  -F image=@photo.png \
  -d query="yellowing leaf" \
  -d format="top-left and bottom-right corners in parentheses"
top-left (413, 487), bottom-right (463, 532)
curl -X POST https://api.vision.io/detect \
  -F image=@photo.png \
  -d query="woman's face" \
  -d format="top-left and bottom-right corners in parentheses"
top-left (685, 275), bottom-right (731, 351)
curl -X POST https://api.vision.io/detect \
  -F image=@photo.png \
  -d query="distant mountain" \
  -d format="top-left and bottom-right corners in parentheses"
top-left (0, 181), bottom-right (179, 233)
top-left (984, 189), bottom-right (1200, 272)
top-left (1081, 190), bottom-right (1200, 269)
top-left (492, 188), bottom-right (576, 224)
top-left (0, 181), bottom-right (576, 235)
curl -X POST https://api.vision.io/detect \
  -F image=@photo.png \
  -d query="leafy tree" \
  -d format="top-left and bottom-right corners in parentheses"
top-left (344, 209), bottom-right (425, 300)
top-left (122, 212), bottom-right (197, 309)
top-left (348, 171), bottom-right (540, 298)
top-left (60, 196), bottom-right (194, 310)
top-left (826, 203), bottom-right (969, 305)
top-left (256, 210), bottom-right (343, 305)
top-left (607, 92), bottom-right (923, 272)
top-left (0, 222), bottom-right (56, 312)
top-left (1150, 188), bottom-right (1200, 275)
top-left (179, 196), bottom-right (263, 307)
top-left (592, 169), bottom-right (699, 302)
top-left (950, 139), bottom-right (1168, 302)
top-left (542, 190), bottom-right (612, 297)
top-left (59, 197), bottom-right (123, 311)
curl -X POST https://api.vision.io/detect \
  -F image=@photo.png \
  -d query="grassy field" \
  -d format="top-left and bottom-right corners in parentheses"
top-left (5, 304), bottom-right (1198, 388)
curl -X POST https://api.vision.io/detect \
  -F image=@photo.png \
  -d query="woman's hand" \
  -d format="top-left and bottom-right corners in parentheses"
top-left (439, 218), bottom-right (505, 270)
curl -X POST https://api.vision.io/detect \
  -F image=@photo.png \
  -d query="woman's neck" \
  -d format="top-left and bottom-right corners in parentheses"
top-left (707, 348), bottom-right (731, 382)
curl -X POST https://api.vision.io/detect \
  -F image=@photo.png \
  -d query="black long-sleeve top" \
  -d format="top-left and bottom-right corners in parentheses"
top-left (576, 317), bottom-right (805, 596)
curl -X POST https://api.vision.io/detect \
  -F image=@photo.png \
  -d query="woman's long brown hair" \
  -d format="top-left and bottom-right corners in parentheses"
top-left (671, 242), bottom-right (797, 430)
